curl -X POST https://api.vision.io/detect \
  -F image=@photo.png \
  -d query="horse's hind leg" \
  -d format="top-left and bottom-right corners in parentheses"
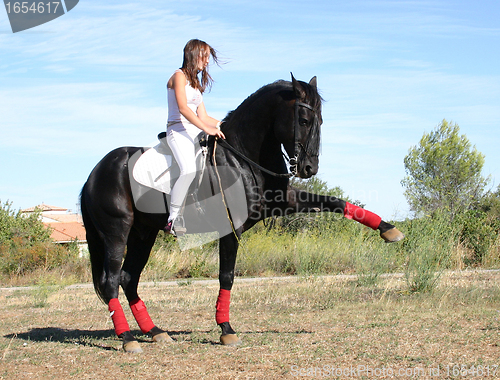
top-left (121, 227), bottom-right (173, 344)
top-left (100, 234), bottom-right (144, 353)
top-left (88, 232), bottom-right (141, 354)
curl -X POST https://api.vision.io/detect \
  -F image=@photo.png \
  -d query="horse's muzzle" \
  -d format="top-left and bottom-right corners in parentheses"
top-left (297, 156), bottom-right (318, 178)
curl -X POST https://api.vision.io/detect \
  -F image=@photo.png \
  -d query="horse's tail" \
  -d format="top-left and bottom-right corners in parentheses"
top-left (80, 183), bottom-right (107, 303)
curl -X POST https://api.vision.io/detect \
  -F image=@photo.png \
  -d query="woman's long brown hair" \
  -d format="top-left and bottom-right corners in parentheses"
top-left (181, 39), bottom-right (219, 94)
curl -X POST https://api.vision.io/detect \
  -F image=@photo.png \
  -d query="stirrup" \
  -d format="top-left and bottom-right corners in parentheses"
top-left (164, 217), bottom-right (186, 237)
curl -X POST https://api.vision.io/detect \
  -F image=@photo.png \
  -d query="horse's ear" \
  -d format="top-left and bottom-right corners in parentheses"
top-left (309, 76), bottom-right (317, 89)
top-left (291, 72), bottom-right (305, 99)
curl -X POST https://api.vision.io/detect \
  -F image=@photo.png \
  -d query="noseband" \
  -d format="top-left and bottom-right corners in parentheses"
top-left (288, 100), bottom-right (320, 176)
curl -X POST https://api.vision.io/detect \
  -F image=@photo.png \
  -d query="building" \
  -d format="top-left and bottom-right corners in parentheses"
top-left (21, 203), bottom-right (88, 256)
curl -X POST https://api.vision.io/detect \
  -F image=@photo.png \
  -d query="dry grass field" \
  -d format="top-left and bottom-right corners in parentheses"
top-left (1, 271), bottom-right (499, 379)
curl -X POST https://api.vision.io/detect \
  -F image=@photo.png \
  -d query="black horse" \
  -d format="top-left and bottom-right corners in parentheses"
top-left (80, 75), bottom-right (404, 353)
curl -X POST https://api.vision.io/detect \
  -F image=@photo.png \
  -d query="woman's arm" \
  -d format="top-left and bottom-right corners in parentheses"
top-left (196, 102), bottom-right (220, 128)
top-left (172, 71), bottom-right (225, 138)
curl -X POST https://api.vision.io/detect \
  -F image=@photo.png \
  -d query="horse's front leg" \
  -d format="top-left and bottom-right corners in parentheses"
top-left (216, 231), bottom-right (242, 346)
top-left (286, 187), bottom-right (404, 242)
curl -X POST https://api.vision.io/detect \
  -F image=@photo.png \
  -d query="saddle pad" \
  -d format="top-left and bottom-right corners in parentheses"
top-left (132, 143), bottom-right (179, 194)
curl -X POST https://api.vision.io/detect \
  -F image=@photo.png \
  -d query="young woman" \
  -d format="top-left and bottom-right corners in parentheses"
top-left (165, 39), bottom-right (225, 235)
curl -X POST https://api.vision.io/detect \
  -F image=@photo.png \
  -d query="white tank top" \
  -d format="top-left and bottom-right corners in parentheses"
top-left (167, 69), bottom-right (203, 136)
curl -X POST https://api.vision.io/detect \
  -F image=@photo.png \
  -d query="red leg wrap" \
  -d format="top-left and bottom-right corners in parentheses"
top-left (344, 202), bottom-right (382, 230)
top-left (130, 298), bottom-right (155, 334)
top-left (108, 298), bottom-right (130, 336)
top-left (215, 289), bottom-right (231, 325)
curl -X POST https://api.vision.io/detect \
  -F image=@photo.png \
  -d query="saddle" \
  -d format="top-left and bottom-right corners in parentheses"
top-left (132, 131), bottom-right (208, 195)
top-left (128, 132), bottom-right (248, 247)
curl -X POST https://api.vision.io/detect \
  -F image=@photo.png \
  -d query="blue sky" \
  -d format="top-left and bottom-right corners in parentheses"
top-left (1, 0), bottom-right (499, 220)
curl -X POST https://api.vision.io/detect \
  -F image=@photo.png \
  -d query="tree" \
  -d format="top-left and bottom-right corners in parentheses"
top-left (401, 119), bottom-right (489, 220)
top-left (476, 184), bottom-right (500, 218)
top-left (0, 201), bottom-right (68, 276)
top-left (0, 201), bottom-right (51, 245)
top-left (290, 176), bottom-right (348, 200)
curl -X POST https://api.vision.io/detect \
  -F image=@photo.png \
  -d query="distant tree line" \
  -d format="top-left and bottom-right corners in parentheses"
top-left (1, 119), bottom-right (499, 283)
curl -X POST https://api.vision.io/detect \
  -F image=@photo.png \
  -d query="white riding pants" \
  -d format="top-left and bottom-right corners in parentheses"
top-left (166, 127), bottom-right (198, 222)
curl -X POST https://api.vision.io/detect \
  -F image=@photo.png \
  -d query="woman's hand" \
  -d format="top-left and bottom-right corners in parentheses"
top-left (206, 126), bottom-right (225, 139)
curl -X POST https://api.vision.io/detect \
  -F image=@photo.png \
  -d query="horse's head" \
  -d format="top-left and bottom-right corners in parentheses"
top-left (275, 74), bottom-right (323, 179)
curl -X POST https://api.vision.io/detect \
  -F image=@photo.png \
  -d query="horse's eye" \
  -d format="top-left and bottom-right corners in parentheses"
top-left (299, 118), bottom-right (308, 127)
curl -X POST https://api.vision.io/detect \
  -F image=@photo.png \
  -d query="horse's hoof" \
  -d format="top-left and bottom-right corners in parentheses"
top-left (123, 340), bottom-right (143, 353)
top-left (380, 227), bottom-right (404, 243)
top-left (220, 334), bottom-right (241, 346)
top-left (152, 332), bottom-right (173, 344)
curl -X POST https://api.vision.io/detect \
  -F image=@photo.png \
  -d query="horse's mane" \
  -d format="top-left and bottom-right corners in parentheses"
top-left (223, 79), bottom-right (322, 124)
top-left (220, 78), bottom-right (323, 160)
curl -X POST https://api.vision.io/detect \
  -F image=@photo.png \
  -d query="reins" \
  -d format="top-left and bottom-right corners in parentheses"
top-left (215, 99), bottom-right (319, 179)
top-left (215, 138), bottom-right (294, 178)
top-left (212, 138), bottom-right (244, 248)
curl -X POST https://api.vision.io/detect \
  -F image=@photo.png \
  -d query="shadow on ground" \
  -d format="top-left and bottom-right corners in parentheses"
top-left (6, 327), bottom-right (125, 351)
top-left (5, 327), bottom-right (314, 350)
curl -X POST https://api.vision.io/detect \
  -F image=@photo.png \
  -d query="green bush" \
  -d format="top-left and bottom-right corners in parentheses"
top-left (235, 217), bottom-right (398, 278)
top-left (454, 210), bottom-right (499, 265)
top-left (0, 239), bottom-right (68, 275)
top-left (0, 200), bottom-right (82, 277)
top-left (0, 201), bottom-right (51, 245)
top-left (398, 213), bottom-right (456, 293)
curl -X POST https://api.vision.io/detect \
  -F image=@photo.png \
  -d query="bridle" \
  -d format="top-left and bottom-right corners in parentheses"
top-left (216, 98), bottom-right (320, 178)
top-left (287, 100), bottom-right (320, 177)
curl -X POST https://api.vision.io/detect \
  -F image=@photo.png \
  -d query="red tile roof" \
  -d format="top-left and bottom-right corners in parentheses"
top-left (44, 222), bottom-right (87, 243)
top-left (22, 203), bottom-right (68, 213)
top-left (42, 214), bottom-right (83, 223)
